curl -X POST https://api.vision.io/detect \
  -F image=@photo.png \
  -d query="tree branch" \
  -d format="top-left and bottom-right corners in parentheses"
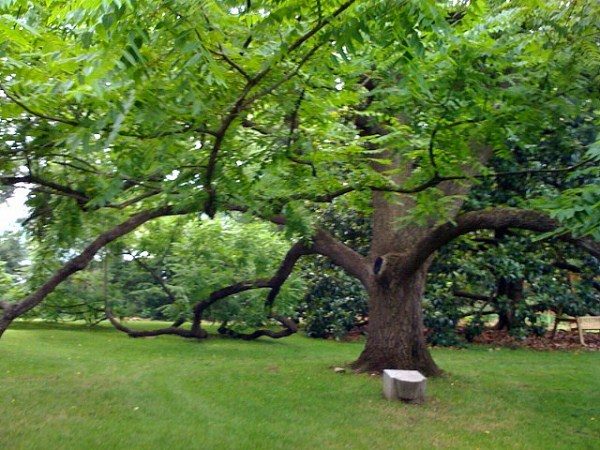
top-left (104, 308), bottom-right (204, 338)
top-left (210, 47), bottom-right (251, 81)
top-left (217, 314), bottom-right (297, 340)
top-left (127, 251), bottom-right (177, 303)
top-left (406, 208), bottom-right (600, 273)
top-left (106, 241), bottom-right (314, 340)
top-left (1, 172), bottom-right (162, 211)
top-left (0, 205), bottom-right (191, 338)
top-left (0, 83), bottom-right (79, 125)
top-left (1, 174), bottom-right (89, 204)
top-left (312, 229), bottom-right (370, 285)
top-left (225, 204), bottom-right (369, 284)
top-left (190, 241), bottom-right (314, 333)
top-left (202, 0), bottom-right (358, 215)
top-left (1, 83), bottom-right (216, 139)
top-left (453, 290), bottom-right (495, 302)
top-left (281, 156), bottom-right (591, 206)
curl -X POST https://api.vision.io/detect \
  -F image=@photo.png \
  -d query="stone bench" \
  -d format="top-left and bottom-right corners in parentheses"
top-left (382, 369), bottom-right (426, 403)
top-left (575, 316), bottom-right (600, 346)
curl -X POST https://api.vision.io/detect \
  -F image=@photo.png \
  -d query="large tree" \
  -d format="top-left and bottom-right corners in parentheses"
top-left (1, 0), bottom-right (599, 375)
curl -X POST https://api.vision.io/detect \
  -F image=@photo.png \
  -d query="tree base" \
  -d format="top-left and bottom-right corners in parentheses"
top-left (350, 347), bottom-right (443, 377)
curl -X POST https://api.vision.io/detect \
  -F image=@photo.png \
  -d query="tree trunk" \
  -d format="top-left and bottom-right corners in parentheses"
top-left (495, 277), bottom-right (524, 331)
top-left (0, 316), bottom-right (12, 339)
top-left (351, 266), bottom-right (442, 377)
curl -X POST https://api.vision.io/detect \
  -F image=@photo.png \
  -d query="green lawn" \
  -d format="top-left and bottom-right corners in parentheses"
top-left (1, 321), bottom-right (598, 450)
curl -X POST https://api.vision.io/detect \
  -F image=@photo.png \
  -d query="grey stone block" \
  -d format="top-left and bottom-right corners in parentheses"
top-left (382, 369), bottom-right (426, 403)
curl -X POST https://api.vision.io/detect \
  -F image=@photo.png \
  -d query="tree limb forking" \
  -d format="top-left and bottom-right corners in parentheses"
top-left (210, 47), bottom-right (252, 81)
top-left (312, 229), bottom-right (370, 285)
top-left (202, 0), bottom-right (359, 216)
top-left (225, 204), bottom-right (370, 284)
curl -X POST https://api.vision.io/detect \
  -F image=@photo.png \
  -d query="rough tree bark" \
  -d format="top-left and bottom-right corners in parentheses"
top-left (352, 264), bottom-right (442, 376)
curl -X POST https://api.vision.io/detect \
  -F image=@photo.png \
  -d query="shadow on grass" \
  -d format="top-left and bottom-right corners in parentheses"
top-left (11, 320), bottom-right (116, 334)
top-left (9, 320), bottom-right (293, 346)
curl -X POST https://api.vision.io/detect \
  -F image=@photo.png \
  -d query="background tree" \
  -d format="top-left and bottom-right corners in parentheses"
top-left (300, 207), bottom-right (369, 339)
top-left (0, 0), bottom-right (599, 376)
top-left (0, 231), bottom-right (27, 277)
top-left (424, 109), bottom-right (600, 344)
top-left (0, 231), bottom-right (28, 302)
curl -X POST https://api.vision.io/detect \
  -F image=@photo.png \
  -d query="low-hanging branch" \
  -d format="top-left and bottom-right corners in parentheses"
top-left (107, 241), bottom-right (315, 340)
top-left (0, 205), bottom-right (188, 338)
top-left (105, 227), bottom-right (367, 341)
top-left (105, 309), bottom-right (202, 338)
top-left (217, 315), bottom-right (298, 340)
top-left (189, 240), bottom-right (314, 337)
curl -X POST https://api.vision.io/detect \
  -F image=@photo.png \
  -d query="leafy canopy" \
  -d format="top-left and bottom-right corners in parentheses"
top-left (0, 0), bottom-right (598, 245)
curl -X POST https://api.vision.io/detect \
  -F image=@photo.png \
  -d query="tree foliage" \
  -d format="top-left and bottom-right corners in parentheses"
top-left (1, 0), bottom-right (599, 374)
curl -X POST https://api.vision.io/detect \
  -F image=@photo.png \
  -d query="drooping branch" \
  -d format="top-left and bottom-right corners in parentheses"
top-left (217, 315), bottom-right (298, 340)
top-left (106, 240), bottom-right (315, 340)
top-left (189, 241), bottom-right (315, 335)
top-left (0, 83), bottom-right (79, 126)
top-left (1, 172), bottom-right (162, 211)
top-left (107, 219), bottom-right (370, 342)
top-left (105, 308), bottom-right (204, 338)
top-left (405, 208), bottom-right (600, 274)
top-left (0, 205), bottom-right (189, 338)
top-left (1, 174), bottom-right (89, 204)
top-left (1, 82), bottom-right (216, 140)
